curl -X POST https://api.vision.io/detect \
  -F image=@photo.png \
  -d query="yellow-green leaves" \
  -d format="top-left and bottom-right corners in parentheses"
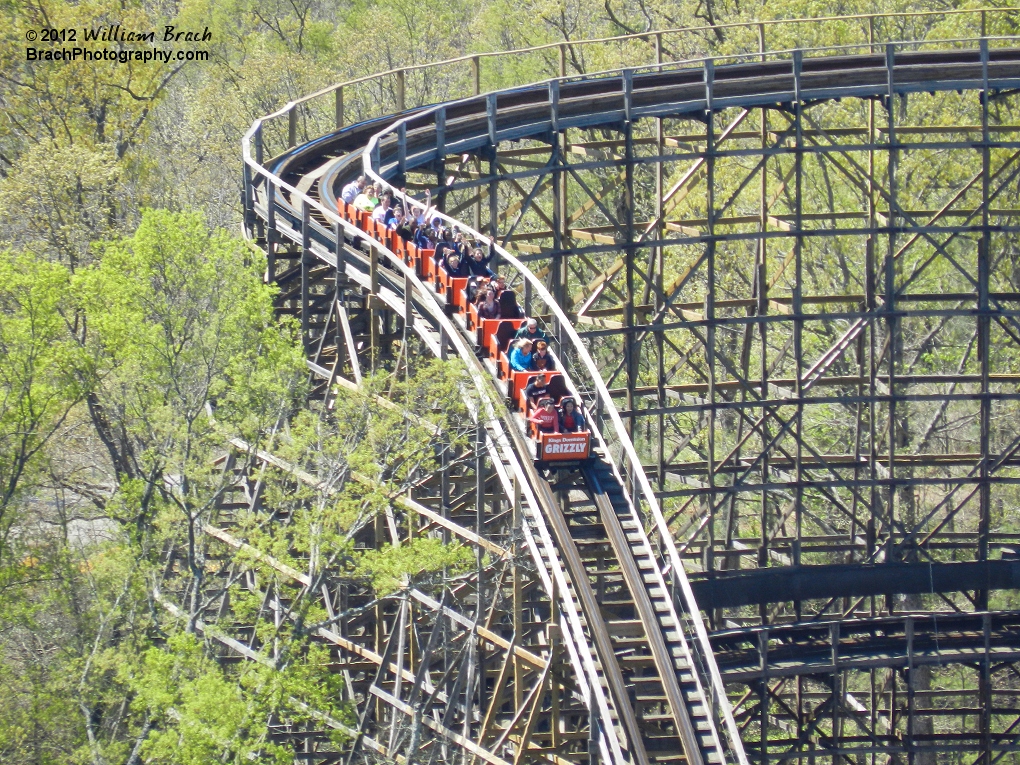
top-left (0, 250), bottom-right (78, 555)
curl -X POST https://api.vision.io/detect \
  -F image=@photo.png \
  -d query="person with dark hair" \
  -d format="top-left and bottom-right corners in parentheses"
top-left (466, 247), bottom-right (496, 278)
top-left (528, 398), bottom-right (560, 434)
top-left (433, 228), bottom-right (455, 258)
top-left (431, 228), bottom-right (455, 273)
top-left (559, 397), bottom-right (586, 432)
top-left (372, 190), bottom-right (395, 224)
top-left (352, 183), bottom-right (378, 212)
top-left (341, 175), bottom-right (366, 204)
top-left (523, 373), bottom-right (550, 410)
top-left (498, 289), bottom-right (523, 319)
top-left (413, 219), bottom-right (434, 249)
top-left (450, 231), bottom-right (472, 261)
top-left (476, 287), bottom-right (501, 320)
top-left (530, 340), bottom-right (554, 371)
top-left (392, 207), bottom-right (416, 241)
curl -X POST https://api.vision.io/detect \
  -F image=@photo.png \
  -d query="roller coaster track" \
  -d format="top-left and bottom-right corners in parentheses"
top-left (238, 25), bottom-right (1020, 765)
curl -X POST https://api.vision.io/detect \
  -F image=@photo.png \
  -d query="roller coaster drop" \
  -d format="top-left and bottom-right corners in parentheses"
top-left (227, 16), bottom-right (1020, 765)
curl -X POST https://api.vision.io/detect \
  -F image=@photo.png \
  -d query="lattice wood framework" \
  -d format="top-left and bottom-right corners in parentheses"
top-left (390, 47), bottom-right (1020, 765)
top-left (215, 38), bottom-right (1020, 765)
top-left (187, 211), bottom-right (599, 765)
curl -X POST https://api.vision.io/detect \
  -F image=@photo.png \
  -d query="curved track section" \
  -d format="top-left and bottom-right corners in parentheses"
top-left (244, 39), bottom-right (1020, 765)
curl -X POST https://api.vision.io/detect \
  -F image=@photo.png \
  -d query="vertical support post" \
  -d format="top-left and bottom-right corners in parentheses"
top-left (242, 161), bottom-right (254, 235)
top-left (471, 56), bottom-right (481, 96)
top-left (288, 105), bottom-right (297, 148)
top-left (550, 80), bottom-right (567, 344)
top-left (403, 272), bottom-right (412, 351)
top-left (866, 34), bottom-right (879, 618)
top-left (398, 121), bottom-right (407, 177)
top-left (473, 421), bottom-right (487, 742)
top-left (759, 629), bottom-right (769, 765)
top-left (512, 477), bottom-right (523, 708)
top-left (623, 107), bottom-right (636, 442)
top-left (369, 245), bottom-right (379, 371)
top-left (654, 37), bottom-right (665, 491)
top-left (334, 219), bottom-right (348, 387)
top-left (551, 129), bottom-right (562, 340)
top-left (885, 44), bottom-right (899, 584)
top-left (655, 118), bottom-right (665, 489)
top-left (704, 57), bottom-right (717, 578)
top-left (831, 622), bottom-right (842, 756)
top-left (981, 613), bottom-right (992, 761)
top-left (254, 123), bottom-right (264, 167)
top-left (792, 49), bottom-right (805, 585)
top-left (436, 107), bottom-right (446, 160)
top-left (978, 38), bottom-right (991, 609)
top-left (335, 86), bottom-right (344, 129)
top-left (266, 177), bottom-right (278, 283)
top-left (475, 421), bottom-right (486, 580)
top-left (558, 43), bottom-right (567, 78)
top-left (487, 93), bottom-right (498, 146)
top-left (489, 156), bottom-right (499, 246)
top-left (758, 102), bottom-right (770, 589)
top-left (905, 617), bottom-right (915, 765)
top-left (395, 69), bottom-right (405, 112)
top-left (301, 199), bottom-right (311, 347)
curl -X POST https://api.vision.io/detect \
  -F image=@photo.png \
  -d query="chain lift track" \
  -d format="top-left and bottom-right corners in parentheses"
top-left (238, 36), bottom-right (1020, 765)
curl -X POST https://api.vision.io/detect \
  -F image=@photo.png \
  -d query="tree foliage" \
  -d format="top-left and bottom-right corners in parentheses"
top-left (1, 0), bottom-right (1012, 759)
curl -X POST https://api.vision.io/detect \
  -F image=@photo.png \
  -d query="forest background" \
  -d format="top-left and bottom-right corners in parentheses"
top-left (0, 0), bottom-right (1012, 763)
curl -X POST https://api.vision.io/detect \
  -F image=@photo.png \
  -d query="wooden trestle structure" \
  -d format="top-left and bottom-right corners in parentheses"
top-left (193, 11), bottom-right (1020, 765)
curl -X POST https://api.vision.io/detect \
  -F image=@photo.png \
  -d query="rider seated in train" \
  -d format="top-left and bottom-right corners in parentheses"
top-left (558, 397), bottom-right (586, 432)
top-left (372, 191), bottom-right (395, 224)
top-left (530, 340), bottom-right (554, 371)
top-left (352, 183), bottom-right (378, 212)
top-left (442, 251), bottom-right (470, 278)
top-left (475, 285), bottom-right (501, 319)
top-left (451, 230), bottom-right (471, 257)
top-left (523, 373), bottom-right (550, 410)
top-left (433, 228), bottom-right (455, 258)
top-left (498, 288), bottom-right (523, 319)
top-left (466, 247), bottom-right (496, 278)
top-left (413, 189), bottom-right (434, 227)
top-left (509, 339), bottom-right (534, 372)
top-left (515, 318), bottom-right (550, 345)
top-left (528, 398), bottom-right (560, 434)
top-left (391, 207), bottom-right (416, 240)
top-left (341, 175), bottom-right (366, 205)
top-left (412, 217), bottom-right (434, 248)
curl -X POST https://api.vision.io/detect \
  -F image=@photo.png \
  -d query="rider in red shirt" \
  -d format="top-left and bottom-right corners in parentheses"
top-left (528, 398), bottom-right (560, 434)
